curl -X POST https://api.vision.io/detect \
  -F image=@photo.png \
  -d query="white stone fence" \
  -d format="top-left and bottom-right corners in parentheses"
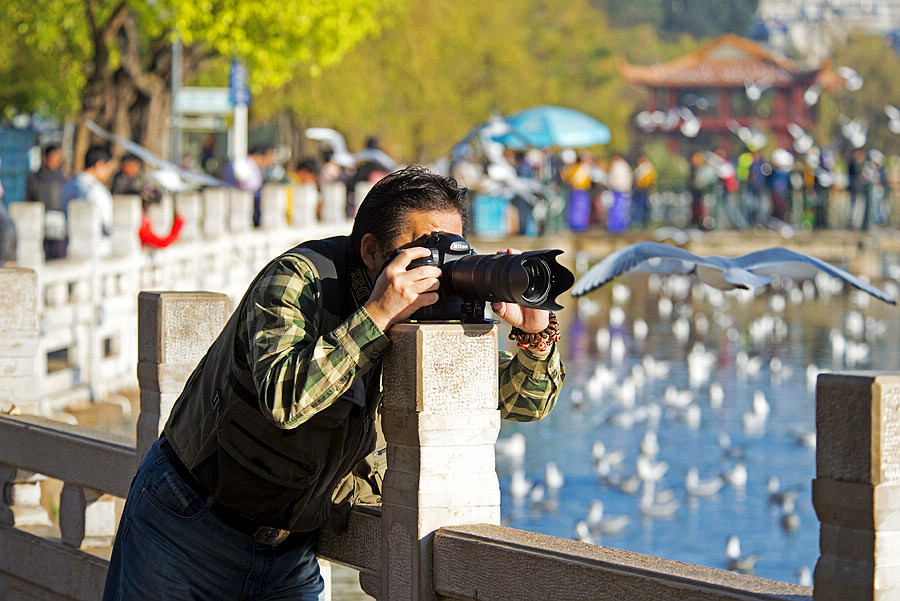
top-left (4, 285), bottom-right (898, 599)
top-left (2, 181), bottom-right (364, 414)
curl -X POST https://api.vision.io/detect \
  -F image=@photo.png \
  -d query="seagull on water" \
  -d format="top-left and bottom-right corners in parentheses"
top-left (725, 535), bottom-right (758, 574)
top-left (685, 467), bottom-right (724, 497)
top-left (495, 432), bottom-right (526, 465)
top-left (767, 476), bottom-right (801, 508)
top-left (723, 462), bottom-right (748, 488)
top-left (544, 462), bottom-right (565, 492)
top-left (571, 242), bottom-right (895, 304)
top-left (586, 499), bottom-right (630, 534)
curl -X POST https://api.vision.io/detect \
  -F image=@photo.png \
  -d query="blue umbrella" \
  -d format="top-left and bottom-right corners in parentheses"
top-left (491, 105), bottom-right (611, 149)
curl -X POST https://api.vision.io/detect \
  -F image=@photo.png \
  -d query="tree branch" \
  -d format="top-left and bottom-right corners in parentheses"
top-left (84, 0), bottom-right (99, 40)
top-left (116, 12), bottom-right (165, 97)
top-left (183, 44), bottom-right (218, 81)
top-left (101, 2), bottom-right (131, 45)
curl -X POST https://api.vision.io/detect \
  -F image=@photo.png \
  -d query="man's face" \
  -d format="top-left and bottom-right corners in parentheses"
top-left (45, 149), bottom-right (63, 171)
top-left (376, 209), bottom-right (463, 271)
top-left (95, 159), bottom-right (116, 183)
top-left (122, 159), bottom-right (141, 177)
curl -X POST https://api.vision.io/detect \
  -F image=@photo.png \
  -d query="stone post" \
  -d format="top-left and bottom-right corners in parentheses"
top-left (320, 182), bottom-right (346, 224)
top-left (289, 182), bottom-right (318, 226)
top-left (813, 372), bottom-right (900, 601)
top-left (380, 323), bottom-right (502, 601)
top-left (67, 200), bottom-right (101, 260)
top-left (0, 268), bottom-right (52, 527)
top-left (112, 195), bottom-right (142, 257)
top-left (259, 184), bottom-right (287, 230)
top-left (174, 192), bottom-right (202, 242)
top-left (202, 187), bottom-right (228, 240)
top-left (229, 189), bottom-right (253, 232)
top-left (59, 484), bottom-right (116, 548)
top-left (8, 201), bottom-right (44, 269)
top-left (353, 181), bottom-right (374, 214)
top-left (135, 291), bottom-right (229, 463)
top-left (66, 201), bottom-right (109, 400)
top-left (0, 268), bottom-right (42, 414)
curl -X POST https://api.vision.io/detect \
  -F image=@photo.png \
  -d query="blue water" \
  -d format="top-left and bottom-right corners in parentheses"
top-left (495, 273), bottom-right (900, 585)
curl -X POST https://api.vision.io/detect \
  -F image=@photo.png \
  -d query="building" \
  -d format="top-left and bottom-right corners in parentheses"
top-left (618, 34), bottom-right (829, 155)
top-left (759, 0), bottom-right (900, 33)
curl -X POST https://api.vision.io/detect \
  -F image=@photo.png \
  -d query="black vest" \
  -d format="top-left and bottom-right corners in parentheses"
top-left (163, 236), bottom-right (384, 532)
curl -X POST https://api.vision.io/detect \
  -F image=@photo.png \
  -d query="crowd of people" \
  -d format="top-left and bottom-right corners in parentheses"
top-left (0, 136), bottom-right (396, 265)
top-left (1, 136), bottom-right (894, 267)
top-left (451, 144), bottom-right (893, 237)
top-left (10, 144), bottom-right (181, 262)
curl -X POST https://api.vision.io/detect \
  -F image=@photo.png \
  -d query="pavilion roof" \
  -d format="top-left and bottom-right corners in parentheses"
top-left (618, 34), bottom-right (820, 88)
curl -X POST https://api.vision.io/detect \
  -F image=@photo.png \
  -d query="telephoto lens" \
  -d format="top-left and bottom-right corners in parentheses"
top-left (444, 250), bottom-right (568, 309)
top-left (399, 232), bottom-right (574, 321)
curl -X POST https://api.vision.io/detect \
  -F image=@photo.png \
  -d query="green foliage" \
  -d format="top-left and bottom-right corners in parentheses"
top-left (3, 0), bottom-right (713, 167)
top-left (601, 0), bottom-right (663, 28)
top-left (1, 0), bottom-right (394, 119)
top-left (660, 0), bottom-right (758, 40)
top-left (1, 0), bottom-right (90, 118)
top-left (816, 33), bottom-right (900, 156)
top-left (610, 23), bottom-right (702, 65)
top-left (642, 138), bottom-right (689, 191)
top-left (164, 0), bottom-right (392, 89)
top-left (264, 0), bottom-right (640, 162)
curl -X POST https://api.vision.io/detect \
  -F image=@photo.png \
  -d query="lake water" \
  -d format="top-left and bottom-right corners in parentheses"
top-left (495, 271), bottom-right (900, 585)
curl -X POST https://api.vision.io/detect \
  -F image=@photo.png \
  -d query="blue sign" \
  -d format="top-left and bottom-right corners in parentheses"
top-left (229, 60), bottom-right (250, 107)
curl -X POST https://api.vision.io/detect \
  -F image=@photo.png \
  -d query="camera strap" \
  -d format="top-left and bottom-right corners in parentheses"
top-left (348, 265), bottom-right (373, 311)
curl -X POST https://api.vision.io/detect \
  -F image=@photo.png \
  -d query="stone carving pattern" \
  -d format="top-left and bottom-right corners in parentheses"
top-left (420, 329), bottom-right (496, 414)
top-left (881, 383), bottom-right (900, 484)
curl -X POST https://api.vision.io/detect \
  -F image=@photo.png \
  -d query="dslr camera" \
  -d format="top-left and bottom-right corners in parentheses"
top-left (391, 232), bottom-right (575, 322)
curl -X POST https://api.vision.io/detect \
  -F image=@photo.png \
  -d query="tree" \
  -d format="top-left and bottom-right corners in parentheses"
top-left (261, 0), bottom-right (634, 162)
top-left (660, 0), bottom-right (758, 40)
top-left (2, 0), bottom-right (394, 167)
top-left (816, 33), bottom-right (900, 157)
top-left (601, 0), bottom-right (663, 29)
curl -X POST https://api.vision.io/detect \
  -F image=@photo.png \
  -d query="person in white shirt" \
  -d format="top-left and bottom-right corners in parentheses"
top-left (61, 145), bottom-right (116, 257)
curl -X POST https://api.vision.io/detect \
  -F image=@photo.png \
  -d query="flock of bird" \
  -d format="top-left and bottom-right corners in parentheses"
top-left (495, 241), bottom-right (897, 585)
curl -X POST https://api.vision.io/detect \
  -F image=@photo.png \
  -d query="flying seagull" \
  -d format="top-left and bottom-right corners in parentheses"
top-left (571, 241), bottom-right (895, 304)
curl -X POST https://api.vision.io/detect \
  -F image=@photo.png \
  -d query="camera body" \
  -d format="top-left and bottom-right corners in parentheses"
top-left (392, 232), bottom-right (574, 322)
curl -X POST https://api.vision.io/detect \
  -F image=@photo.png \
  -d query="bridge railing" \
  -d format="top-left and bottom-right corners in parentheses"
top-left (2, 273), bottom-right (898, 600)
top-left (5, 181), bottom-right (361, 412)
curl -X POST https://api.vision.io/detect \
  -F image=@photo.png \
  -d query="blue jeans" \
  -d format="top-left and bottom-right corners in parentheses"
top-left (102, 438), bottom-right (324, 601)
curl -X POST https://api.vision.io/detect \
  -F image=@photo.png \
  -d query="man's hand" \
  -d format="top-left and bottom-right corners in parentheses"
top-left (490, 248), bottom-right (551, 333)
top-left (364, 247), bottom-right (442, 332)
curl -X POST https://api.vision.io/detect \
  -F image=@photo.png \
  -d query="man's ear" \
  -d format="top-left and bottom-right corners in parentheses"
top-left (360, 233), bottom-right (381, 273)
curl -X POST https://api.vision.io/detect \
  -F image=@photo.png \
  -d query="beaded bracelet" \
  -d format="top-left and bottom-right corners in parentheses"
top-left (508, 312), bottom-right (560, 353)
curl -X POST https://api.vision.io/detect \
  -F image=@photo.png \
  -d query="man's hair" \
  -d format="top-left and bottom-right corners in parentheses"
top-left (350, 166), bottom-right (468, 257)
top-left (122, 153), bottom-right (142, 164)
top-left (249, 144), bottom-right (273, 157)
top-left (43, 144), bottom-right (60, 158)
top-left (84, 145), bottom-right (112, 169)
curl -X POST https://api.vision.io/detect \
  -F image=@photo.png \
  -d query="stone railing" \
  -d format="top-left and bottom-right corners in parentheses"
top-left (1, 286), bottom-right (897, 599)
top-left (3, 181), bottom-right (365, 414)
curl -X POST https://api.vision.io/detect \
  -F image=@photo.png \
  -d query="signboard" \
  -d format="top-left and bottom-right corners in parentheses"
top-left (229, 60), bottom-right (250, 107)
top-left (171, 116), bottom-right (227, 131)
top-left (174, 87), bottom-right (232, 115)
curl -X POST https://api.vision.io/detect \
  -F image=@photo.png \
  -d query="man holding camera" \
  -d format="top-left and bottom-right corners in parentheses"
top-left (103, 166), bottom-right (565, 600)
